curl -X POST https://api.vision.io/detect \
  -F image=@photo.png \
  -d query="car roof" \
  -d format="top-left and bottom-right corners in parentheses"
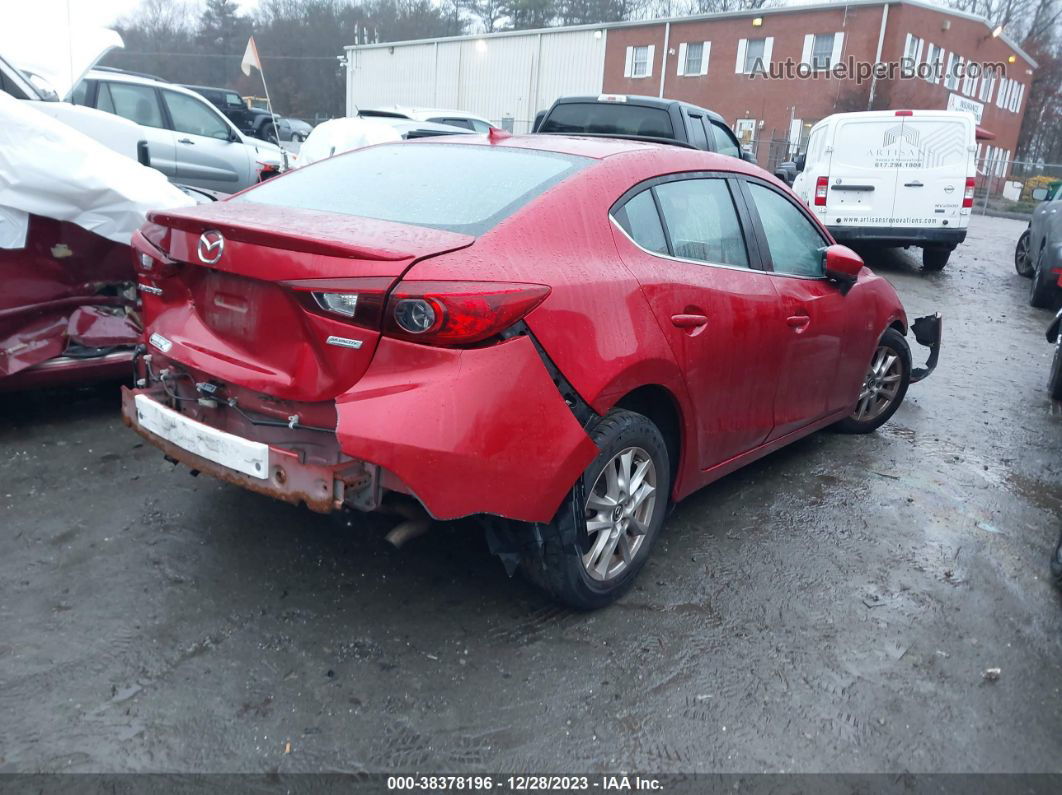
top-left (361, 106), bottom-right (492, 124)
top-left (407, 132), bottom-right (764, 175)
top-left (181, 84), bottom-right (238, 93)
top-left (551, 95), bottom-right (726, 124)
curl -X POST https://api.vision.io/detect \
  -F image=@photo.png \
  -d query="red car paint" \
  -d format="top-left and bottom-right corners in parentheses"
top-left (0, 215), bottom-right (140, 391)
top-left (123, 135), bottom-right (913, 522)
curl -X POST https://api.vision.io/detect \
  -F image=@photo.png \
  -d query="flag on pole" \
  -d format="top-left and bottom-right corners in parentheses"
top-left (241, 36), bottom-right (262, 76)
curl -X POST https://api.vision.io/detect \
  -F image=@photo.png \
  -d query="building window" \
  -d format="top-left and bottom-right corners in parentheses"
top-left (924, 43), bottom-right (944, 82)
top-left (944, 54), bottom-right (961, 90)
top-left (979, 72), bottom-right (995, 102)
top-left (811, 34), bottom-right (834, 69)
top-left (624, 45), bottom-right (655, 79)
top-left (736, 37), bottom-right (773, 74)
top-left (904, 34), bottom-right (922, 63)
top-left (677, 41), bottom-right (710, 76)
top-left (632, 46), bottom-right (649, 77)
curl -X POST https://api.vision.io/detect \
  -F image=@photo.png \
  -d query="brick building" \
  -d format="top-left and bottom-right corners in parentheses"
top-left (345, 0), bottom-right (1036, 173)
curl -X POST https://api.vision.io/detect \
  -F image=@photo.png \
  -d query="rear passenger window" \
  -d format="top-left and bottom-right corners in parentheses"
top-left (655, 179), bottom-right (748, 267)
top-left (104, 82), bottom-right (165, 129)
top-left (687, 114), bottom-right (708, 149)
top-left (613, 190), bottom-right (668, 255)
top-left (748, 183), bottom-right (825, 277)
top-left (710, 121), bottom-right (741, 158)
top-left (70, 80), bottom-right (91, 106)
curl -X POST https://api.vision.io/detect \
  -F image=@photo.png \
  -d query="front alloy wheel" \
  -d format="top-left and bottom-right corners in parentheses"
top-left (834, 328), bottom-right (911, 434)
top-left (1015, 230), bottom-right (1033, 277)
top-left (852, 346), bottom-right (904, 423)
top-left (582, 446), bottom-right (657, 582)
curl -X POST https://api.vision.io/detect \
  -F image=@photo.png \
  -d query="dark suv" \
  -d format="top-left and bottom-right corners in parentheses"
top-left (534, 95), bottom-right (752, 162)
top-left (181, 84), bottom-right (281, 143)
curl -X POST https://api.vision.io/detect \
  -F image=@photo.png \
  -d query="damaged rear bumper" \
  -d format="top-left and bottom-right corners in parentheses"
top-left (910, 313), bottom-right (942, 383)
top-left (121, 387), bottom-right (378, 514)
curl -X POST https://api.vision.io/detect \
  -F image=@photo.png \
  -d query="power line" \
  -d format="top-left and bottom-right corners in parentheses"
top-left (114, 50), bottom-right (340, 60)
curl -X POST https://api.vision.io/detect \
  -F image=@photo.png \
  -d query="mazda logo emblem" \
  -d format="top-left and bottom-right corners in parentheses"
top-left (197, 230), bottom-right (224, 264)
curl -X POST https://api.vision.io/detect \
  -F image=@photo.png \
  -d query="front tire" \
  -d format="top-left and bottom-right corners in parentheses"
top-left (521, 409), bottom-right (670, 610)
top-left (1015, 230), bottom-right (1033, 277)
top-left (922, 247), bottom-right (951, 271)
top-left (834, 328), bottom-right (911, 434)
top-left (1029, 246), bottom-right (1059, 308)
top-left (1049, 337), bottom-right (1062, 400)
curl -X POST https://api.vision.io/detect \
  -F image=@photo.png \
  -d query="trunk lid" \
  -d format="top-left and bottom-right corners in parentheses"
top-left (139, 202), bottom-right (474, 402)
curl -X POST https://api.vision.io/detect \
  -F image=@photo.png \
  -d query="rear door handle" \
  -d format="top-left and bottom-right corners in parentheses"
top-left (904, 181), bottom-right (924, 187)
top-left (671, 313), bottom-right (708, 329)
top-left (178, 138), bottom-right (195, 145)
top-left (787, 314), bottom-right (811, 330)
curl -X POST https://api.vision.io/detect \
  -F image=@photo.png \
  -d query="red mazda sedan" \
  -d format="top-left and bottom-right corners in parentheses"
top-left (123, 134), bottom-right (940, 609)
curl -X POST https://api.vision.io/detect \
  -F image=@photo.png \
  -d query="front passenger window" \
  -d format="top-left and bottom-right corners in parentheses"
top-left (748, 183), bottom-right (826, 277)
top-left (162, 90), bottom-right (230, 139)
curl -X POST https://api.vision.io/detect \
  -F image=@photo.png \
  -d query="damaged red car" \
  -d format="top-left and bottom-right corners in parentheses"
top-left (123, 135), bottom-right (940, 609)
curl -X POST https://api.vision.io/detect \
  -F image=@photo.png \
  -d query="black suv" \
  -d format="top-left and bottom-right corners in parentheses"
top-left (181, 84), bottom-right (281, 143)
top-left (534, 95), bottom-right (752, 162)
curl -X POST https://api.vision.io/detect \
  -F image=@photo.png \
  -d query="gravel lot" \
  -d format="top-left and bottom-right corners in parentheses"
top-left (2, 214), bottom-right (1060, 775)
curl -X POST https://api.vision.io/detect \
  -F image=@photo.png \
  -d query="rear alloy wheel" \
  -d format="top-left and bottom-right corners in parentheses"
top-left (1029, 246), bottom-right (1059, 309)
top-left (922, 247), bottom-right (951, 271)
top-left (1015, 230), bottom-right (1034, 277)
top-left (522, 409), bottom-right (669, 610)
top-left (834, 328), bottom-right (911, 434)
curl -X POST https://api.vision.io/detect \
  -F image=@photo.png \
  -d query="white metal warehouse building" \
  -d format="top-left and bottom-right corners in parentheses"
top-left (344, 26), bottom-right (608, 133)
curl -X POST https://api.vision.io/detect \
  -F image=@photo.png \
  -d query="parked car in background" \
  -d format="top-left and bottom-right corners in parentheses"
top-left (1017, 183), bottom-right (1062, 307)
top-left (298, 115), bottom-right (474, 165)
top-left (535, 95), bottom-right (752, 163)
top-left (72, 69), bottom-right (286, 192)
top-left (792, 110), bottom-right (976, 271)
top-left (281, 117), bottom-right (314, 143)
top-left (774, 159), bottom-right (798, 186)
top-left (358, 106), bottom-right (496, 132)
top-left (123, 134), bottom-right (940, 609)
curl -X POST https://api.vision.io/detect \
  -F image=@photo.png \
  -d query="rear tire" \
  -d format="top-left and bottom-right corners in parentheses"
top-left (834, 328), bottom-right (911, 434)
top-left (922, 247), bottom-right (951, 271)
top-left (1015, 230), bottom-right (1033, 277)
top-left (1029, 246), bottom-right (1058, 308)
top-left (521, 409), bottom-right (670, 610)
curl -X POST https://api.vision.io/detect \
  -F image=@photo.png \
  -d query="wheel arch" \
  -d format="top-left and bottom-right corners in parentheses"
top-left (609, 383), bottom-right (686, 489)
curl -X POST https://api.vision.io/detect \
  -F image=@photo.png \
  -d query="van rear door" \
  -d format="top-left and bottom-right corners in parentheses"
top-left (891, 114), bottom-right (973, 230)
top-left (824, 116), bottom-right (900, 229)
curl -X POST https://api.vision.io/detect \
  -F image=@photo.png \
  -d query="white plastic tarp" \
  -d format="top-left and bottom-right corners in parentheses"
top-left (0, 20), bottom-right (121, 100)
top-left (298, 117), bottom-right (403, 166)
top-left (0, 91), bottom-right (193, 248)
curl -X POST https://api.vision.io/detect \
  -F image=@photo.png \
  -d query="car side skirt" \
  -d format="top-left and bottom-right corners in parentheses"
top-left (675, 406), bottom-right (853, 502)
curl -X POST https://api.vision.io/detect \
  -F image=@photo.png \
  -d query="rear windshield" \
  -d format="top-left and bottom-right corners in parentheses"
top-left (540, 103), bottom-right (674, 139)
top-left (237, 143), bottom-right (589, 235)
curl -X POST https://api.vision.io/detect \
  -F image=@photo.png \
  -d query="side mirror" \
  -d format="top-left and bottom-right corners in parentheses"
top-left (1032, 188), bottom-right (1049, 201)
top-left (741, 151), bottom-right (756, 163)
top-left (795, 152), bottom-right (806, 171)
top-left (823, 244), bottom-right (864, 286)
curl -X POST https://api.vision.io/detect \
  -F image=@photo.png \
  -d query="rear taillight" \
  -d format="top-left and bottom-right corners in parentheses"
top-left (814, 176), bottom-right (829, 206)
top-left (286, 278), bottom-right (550, 347)
top-left (963, 177), bottom-right (975, 208)
top-left (384, 281), bottom-right (551, 346)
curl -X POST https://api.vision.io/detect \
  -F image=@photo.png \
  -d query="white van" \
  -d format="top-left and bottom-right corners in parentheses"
top-left (792, 110), bottom-right (976, 270)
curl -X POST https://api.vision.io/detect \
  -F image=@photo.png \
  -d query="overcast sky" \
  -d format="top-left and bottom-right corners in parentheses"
top-left (11, 0), bottom-right (261, 30)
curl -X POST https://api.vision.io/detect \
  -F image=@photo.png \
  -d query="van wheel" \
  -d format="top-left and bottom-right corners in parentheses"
top-left (922, 247), bottom-right (951, 271)
top-left (1029, 246), bottom-right (1059, 308)
top-left (521, 409), bottom-right (669, 610)
top-left (834, 328), bottom-right (911, 434)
